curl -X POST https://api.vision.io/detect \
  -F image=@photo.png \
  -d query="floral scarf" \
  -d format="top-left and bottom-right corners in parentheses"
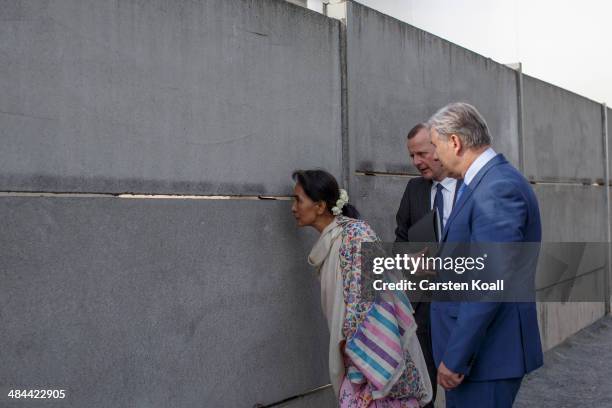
top-left (336, 216), bottom-right (432, 405)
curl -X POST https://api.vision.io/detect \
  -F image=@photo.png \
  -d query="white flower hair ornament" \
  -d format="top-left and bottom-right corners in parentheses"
top-left (331, 189), bottom-right (349, 216)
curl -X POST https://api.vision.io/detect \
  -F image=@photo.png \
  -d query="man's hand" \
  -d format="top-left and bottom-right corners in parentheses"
top-left (411, 247), bottom-right (437, 277)
top-left (437, 361), bottom-right (464, 390)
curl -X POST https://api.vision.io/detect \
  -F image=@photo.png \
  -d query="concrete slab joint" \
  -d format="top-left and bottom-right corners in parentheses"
top-left (285, 0), bottom-right (308, 7)
top-left (603, 104), bottom-right (611, 315)
top-left (324, 0), bottom-right (348, 22)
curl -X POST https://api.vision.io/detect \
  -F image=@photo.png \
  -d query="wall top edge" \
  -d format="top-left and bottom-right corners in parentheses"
top-left (346, 1), bottom-right (518, 76)
top-left (267, 0), bottom-right (342, 28)
top-left (347, 1), bottom-right (606, 107)
top-left (523, 74), bottom-right (606, 107)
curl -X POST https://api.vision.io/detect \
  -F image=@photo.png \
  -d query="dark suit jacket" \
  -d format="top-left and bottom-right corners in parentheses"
top-left (395, 177), bottom-right (434, 243)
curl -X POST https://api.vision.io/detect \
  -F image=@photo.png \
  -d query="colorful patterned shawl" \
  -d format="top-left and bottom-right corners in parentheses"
top-left (336, 216), bottom-right (432, 404)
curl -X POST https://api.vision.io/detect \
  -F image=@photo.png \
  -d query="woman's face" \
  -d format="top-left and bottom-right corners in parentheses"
top-left (291, 183), bottom-right (325, 227)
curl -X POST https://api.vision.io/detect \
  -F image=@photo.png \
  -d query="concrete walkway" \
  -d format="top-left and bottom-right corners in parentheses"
top-left (515, 316), bottom-right (612, 407)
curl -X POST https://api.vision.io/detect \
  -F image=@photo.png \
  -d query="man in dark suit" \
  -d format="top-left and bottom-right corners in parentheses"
top-left (395, 123), bottom-right (459, 408)
top-left (428, 102), bottom-right (543, 407)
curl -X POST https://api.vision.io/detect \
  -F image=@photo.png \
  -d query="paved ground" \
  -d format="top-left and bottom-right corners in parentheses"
top-left (515, 316), bottom-right (612, 407)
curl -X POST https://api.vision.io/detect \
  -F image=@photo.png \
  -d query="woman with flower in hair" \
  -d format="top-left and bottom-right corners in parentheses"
top-left (291, 169), bottom-right (432, 408)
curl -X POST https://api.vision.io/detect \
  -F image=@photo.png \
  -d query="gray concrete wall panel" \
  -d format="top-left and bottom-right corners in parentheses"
top-left (0, 197), bottom-right (329, 407)
top-left (0, 0), bottom-right (342, 195)
top-left (537, 302), bottom-right (605, 351)
top-left (346, 1), bottom-right (520, 175)
top-left (533, 184), bottom-right (607, 350)
top-left (350, 174), bottom-right (410, 241)
top-left (533, 184), bottom-right (607, 303)
top-left (522, 76), bottom-right (605, 183)
top-left (534, 184), bottom-right (607, 241)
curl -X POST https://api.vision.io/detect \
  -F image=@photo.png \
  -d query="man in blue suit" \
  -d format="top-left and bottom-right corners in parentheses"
top-left (426, 102), bottom-right (543, 407)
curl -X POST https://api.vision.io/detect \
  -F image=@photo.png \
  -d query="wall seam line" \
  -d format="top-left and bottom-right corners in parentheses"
top-left (603, 104), bottom-right (611, 315)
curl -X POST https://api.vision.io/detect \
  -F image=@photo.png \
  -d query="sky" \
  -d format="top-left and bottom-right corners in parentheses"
top-left (307, 0), bottom-right (612, 105)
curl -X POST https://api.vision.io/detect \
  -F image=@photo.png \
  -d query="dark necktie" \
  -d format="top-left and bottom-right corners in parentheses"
top-left (433, 183), bottom-right (444, 231)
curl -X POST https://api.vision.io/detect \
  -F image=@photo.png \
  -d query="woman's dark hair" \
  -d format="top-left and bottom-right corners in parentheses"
top-left (292, 169), bottom-right (360, 219)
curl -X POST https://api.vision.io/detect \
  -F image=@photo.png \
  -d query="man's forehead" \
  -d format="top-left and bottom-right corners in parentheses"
top-left (408, 140), bottom-right (434, 155)
top-left (408, 128), bottom-right (430, 144)
top-left (415, 127), bottom-right (430, 139)
top-left (412, 128), bottom-right (432, 141)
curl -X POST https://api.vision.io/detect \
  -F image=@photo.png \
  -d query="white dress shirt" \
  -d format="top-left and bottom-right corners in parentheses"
top-left (430, 177), bottom-right (457, 228)
top-left (463, 147), bottom-right (497, 186)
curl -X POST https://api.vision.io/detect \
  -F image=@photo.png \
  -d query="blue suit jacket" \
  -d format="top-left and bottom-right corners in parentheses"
top-left (431, 153), bottom-right (544, 381)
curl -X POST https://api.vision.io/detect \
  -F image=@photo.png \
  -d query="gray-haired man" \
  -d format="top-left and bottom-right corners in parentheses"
top-left (428, 102), bottom-right (543, 408)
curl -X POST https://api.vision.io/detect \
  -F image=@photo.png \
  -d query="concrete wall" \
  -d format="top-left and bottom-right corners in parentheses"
top-left (0, 197), bottom-right (329, 408)
top-left (535, 184), bottom-right (607, 242)
top-left (521, 75), bottom-right (608, 349)
top-left (350, 173), bottom-right (412, 241)
top-left (0, 0), bottom-right (342, 195)
top-left (523, 75), bottom-right (605, 183)
top-left (1, 0), bottom-right (610, 407)
top-left (345, 1), bottom-right (520, 179)
top-left (1, 0), bottom-right (339, 407)
top-left (534, 184), bottom-right (608, 349)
